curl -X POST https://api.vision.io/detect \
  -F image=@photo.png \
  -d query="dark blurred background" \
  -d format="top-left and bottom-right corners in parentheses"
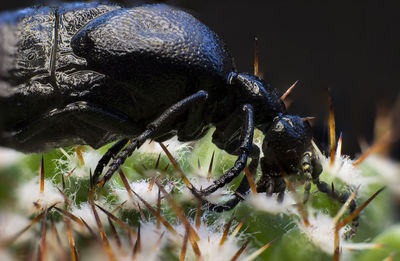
top-left (1, 0), bottom-right (399, 158)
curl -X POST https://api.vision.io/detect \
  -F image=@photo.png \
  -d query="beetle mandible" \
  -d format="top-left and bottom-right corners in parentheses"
top-left (0, 2), bottom-right (358, 237)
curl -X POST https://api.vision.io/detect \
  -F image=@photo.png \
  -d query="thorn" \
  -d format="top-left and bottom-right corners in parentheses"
top-left (230, 217), bottom-right (246, 239)
top-left (332, 186), bottom-right (360, 224)
top-left (164, 163), bottom-right (170, 172)
top-left (89, 169), bottom-right (94, 190)
top-left (108, 217), bottom-right (123, 251)
top-left (54, 207), bottom-right (85, 227)
top-left (337, 187), bottom-right (386, 230)
top-left (230, 239), bottom-right (250, 261)
top-left (61, 174), bottom-right (66, 190)
top-left (50, 220), bottom-right (61, 248)
top-left (180, 227), bottom-right (189, 261)
top-left (382, 251), bottom-right (398, 261)
top-left (302, 116), bottom-right (316, 122)
top-left (242, 239), bottom-right (275, 261)
top-left (353, 131), bottom-right (392, 166)
top-left (118, 169), bottom-right (134, 199)
top-left (132, 224), bottom-right (141, 258)
top-left (65, 219), bottom-right (78, 261)
top-left (80, 217), bottom-right (101, 241)
top-left (156, 181), bottom-right (200, 242)
top-left (0, 206), bottom-right (55, 247)
top-left (148, 175), bottom-right (156, 192)
top-left (75, 146), bottom-right (85, 166)
top-left (95, 204), bottom-right (137, 235)
top-left (73, 246), bottom-right (79, 261)
top-left (333, 187), bottom-right (359, 255)
top-left (280, 80), bottom-right (298, 101)
top-left (281, 170), bottom-right (309, 226)
top-left (198, 157), bottom-right (201, 170)
top-left (253, 36), bottom-right (259, 77)
top-left (334, 187), bottom-right (386, 261)
top-left (56, 187), bottom-right (71, 207)
top-left (65, 167), bottom-right (76, 179)
top-left (328, 89), bottom-right (337, 167)
top-left (157, 188), bottom-right (161, 229)
top-left (244, 167), bottom-right (257, 195)
top-left (89, 187), bottom-right (116, 261)
top-left (155, 153), bottom-right (161, 169)
top-left (343, 242), bottom-right (385, 251)
top-left (40, 208), bottom-right (48, 261)
top-left (152, 232), bottom-right (165, 253)
top-left (220, 216), bottom-right (235, 246)
top-left (207, 151), bottom-right (215, 181)
top-left (137, 203), bottom-right (147, 222)
top-left (111, 200), bottom-right (127, 214)
top-left (39, 156), bottom-right (45, 194)
top-left (189, 235), bottom-right (202, 259)
top-left (159, 142), bottom-right (193, 189)
top-left (130, 189), bottom-right (178, 236)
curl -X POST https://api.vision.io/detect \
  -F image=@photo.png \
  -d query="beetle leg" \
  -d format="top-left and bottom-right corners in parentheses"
top-left (234, 144), bottom-right (260, 195)
top-left (314, 179), bottom-right (359, 238)
top-left (92, 138), bottom-right (129, 184)
top-left (195, 146), bottom-right (260, 212)
top-left (277, 191), bottom-right (285, 203)
top-left (96, 90), bottom-right (209, 186)
top-left (194, 104), bottom-right (254, 197)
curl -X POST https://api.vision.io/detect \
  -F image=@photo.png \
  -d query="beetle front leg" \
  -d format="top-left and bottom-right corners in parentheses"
top-left (199, 144), bottom-right (260, 212)
top-left (194, 104), bottom-right (254, 197)
top-left (95, 90), bottom-right (209, 186)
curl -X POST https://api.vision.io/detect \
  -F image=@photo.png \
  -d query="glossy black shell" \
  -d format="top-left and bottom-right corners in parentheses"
top-left (0, 3), bottom-right (236, 151)
top-left (71, 4), bottom-right (234, 79)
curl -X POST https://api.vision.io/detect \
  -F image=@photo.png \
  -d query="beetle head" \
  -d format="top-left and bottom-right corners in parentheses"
top-left (261, 114), bottom-right (313, 174)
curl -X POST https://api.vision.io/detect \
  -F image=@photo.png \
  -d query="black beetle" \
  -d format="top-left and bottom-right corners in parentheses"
top-left (0, 2), bottom-right (357, 236)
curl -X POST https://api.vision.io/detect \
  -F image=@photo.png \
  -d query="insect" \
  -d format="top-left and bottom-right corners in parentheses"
top-left (0, 2), bottom-right (357, 236)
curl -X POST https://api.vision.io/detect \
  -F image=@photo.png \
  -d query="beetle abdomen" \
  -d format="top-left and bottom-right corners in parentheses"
top-left (71, 4), bottom-right (234, 79)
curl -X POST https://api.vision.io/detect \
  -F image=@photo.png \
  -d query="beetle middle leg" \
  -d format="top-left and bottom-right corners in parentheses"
top-left (201, 144), bottom-right (260, 212)
top-left (93, 90), bottom-right (209, 185)
top-left (92, 138), bottom-right (130, 183)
